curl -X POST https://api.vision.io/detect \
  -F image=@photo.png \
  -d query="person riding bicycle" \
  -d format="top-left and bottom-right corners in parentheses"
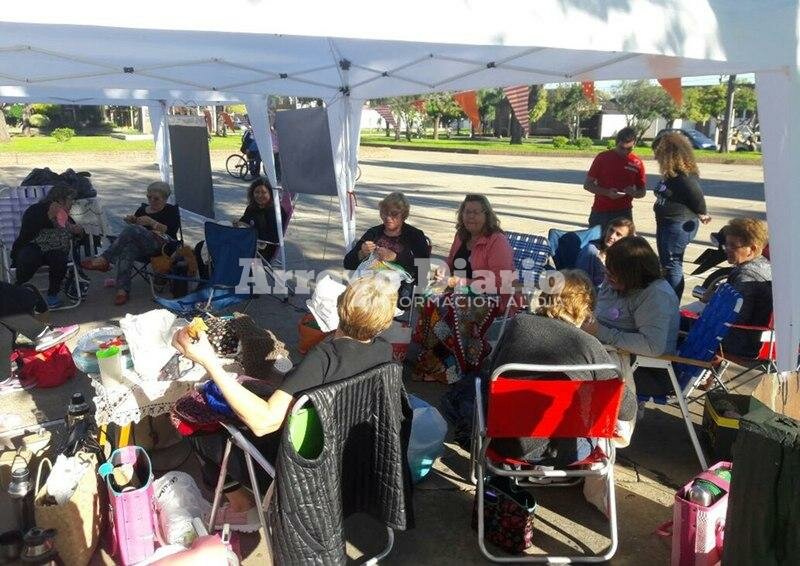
top-left (240, 128), bottom-right (261, 178)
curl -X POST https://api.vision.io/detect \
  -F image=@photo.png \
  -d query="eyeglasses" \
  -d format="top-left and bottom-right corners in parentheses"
top-left (723, 242), bottom-right (747, 250)
top-left (381, 210), bottom-right (403, 219)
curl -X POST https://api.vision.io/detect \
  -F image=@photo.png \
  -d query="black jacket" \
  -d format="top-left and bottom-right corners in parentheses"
top-left (11, 202), bottom-right (76, 262)
top-left (653, 172), bottom-right (707, 221)
top-left (343, 223), bottom-right (429, 282)
top-left (268, 363), bottom-right (414, 565)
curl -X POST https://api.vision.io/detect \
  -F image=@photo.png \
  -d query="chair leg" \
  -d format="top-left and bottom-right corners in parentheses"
top-left (667, 366), bottom-right (708, 469)
top-left (602, 457), bottom-right (619, 562)
top-left (208, 438), bottom-right (234, 533)
top-left (245, 452), bottom-right (272, 559)
top-left (469, 409), bottom-right (478, 485)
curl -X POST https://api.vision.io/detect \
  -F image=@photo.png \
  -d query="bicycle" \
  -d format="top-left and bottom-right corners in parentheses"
top-left (226, 152), bottom-right (258, 181)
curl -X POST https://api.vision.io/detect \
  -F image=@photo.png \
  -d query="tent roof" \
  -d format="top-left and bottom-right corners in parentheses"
top-left (1, 0), bottom-right (795, 104)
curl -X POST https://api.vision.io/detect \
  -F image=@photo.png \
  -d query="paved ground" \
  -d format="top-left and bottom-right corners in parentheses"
top-left (0, 147), bottom-right (766, 563)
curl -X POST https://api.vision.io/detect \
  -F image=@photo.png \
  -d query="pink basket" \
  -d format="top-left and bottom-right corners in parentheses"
top-left (670, 461), bottom-right (731, 566)
top-left (100, 446), bottom-right (158, 565)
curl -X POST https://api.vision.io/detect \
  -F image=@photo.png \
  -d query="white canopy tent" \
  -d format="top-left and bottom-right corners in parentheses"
top-left (1, 0), bottom-right (799, 372)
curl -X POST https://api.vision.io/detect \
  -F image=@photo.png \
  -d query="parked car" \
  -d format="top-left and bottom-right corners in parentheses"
top-left (654, 128), bottom-right (718, 151)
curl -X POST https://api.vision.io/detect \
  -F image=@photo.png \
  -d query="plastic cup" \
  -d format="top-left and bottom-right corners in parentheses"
top-left (96, 346), bottom-right (124, 389)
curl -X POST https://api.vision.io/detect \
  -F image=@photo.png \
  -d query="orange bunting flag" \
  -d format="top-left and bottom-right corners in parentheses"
top-left (581, 81), bottom-right (596, 103)
top-left (453, 91), bottom-right (480, 130)
top-left (503, 85), bottom-right (531, 134)
top-left (657, 78), bottom-right (683, 106)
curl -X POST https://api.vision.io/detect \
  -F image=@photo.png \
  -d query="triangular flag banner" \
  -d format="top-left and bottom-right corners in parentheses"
top-left (503, 85), bottom-right (531, 134)
top-left (453, 91), bottom-right (480, 130)
top-left (412, 99), bottom-right (427, 114)
top-left (581, 81), bottom-right (596, 104)
top-left (658, 78), bottom-right (683, 106)
top-left (374, 105), bottom-right (397, 128)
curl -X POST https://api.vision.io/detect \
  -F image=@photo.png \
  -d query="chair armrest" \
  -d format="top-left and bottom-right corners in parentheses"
top-left (728, 322), bottom-right (772, 332)
top-left (474, 377), bottom-right (486, 435)
top-left (640, 353), bottom-right (716, 369)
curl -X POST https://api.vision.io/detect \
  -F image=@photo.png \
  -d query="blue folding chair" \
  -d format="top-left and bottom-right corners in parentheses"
top-left (630, 283), bottom-right (742, 469)
top-left (154, 222), bottom-right (258, 316)
top-left (547, 225), bottom-right (602, 270)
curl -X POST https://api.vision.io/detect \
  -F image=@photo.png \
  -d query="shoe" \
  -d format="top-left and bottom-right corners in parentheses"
top-left (35, 324), bottom-right (80, 351)
top-left (45, 294), bottom-right (63, 309)
top-left (205, 504), bottom-right (263, 533)
top-left (114, 290), bottom-right (129, 306)
top-left (81, 256), bottom-right (110, 272)
top-left (636, 400), bottom-right (647, 421)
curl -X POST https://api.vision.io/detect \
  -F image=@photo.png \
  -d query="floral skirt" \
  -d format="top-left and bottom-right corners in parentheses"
top-left (411, 291), bottom-right (502, 384)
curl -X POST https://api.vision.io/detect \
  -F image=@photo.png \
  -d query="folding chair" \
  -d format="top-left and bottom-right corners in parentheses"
top-left (208, 394), bottom-right (396, 564)
top-left (0, 185), bottom-right (84, 309)
top-left (547, 225), bottom-right (602, 270)
top-left (716, 312), bottom-right (778, 386)
top-left (630, 283), bottom-right (743, 469)
top-left (491, 232), bottom-right (551, 348)
top-left (471, 362), bottom-right (624, 563)
top-left (153, 222), bottom-right (258, 316)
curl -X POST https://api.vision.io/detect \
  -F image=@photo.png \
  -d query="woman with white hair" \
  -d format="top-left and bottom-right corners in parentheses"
top-left (82, 181), bottom-right (181, 305)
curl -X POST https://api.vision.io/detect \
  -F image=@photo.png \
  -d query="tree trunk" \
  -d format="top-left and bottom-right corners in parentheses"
top-left (720, 74), bottom-right (737, 153)
top-left (385, 122), bottom-right (390, 137)
top-left (0, 106), bottom-right (10, 142)
top-left (394, 115), bottom-right (401, 141)
top-left (433, 115), bottom-right (440, 140)
top-left (21, 105), bottom-right (32, 136)
top-left (404, 115), bottom-right (412, 141)
top-left (510, 117), bottom-right (523, 144)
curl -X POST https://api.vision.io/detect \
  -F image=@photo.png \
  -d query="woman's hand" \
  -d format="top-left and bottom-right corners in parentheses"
top-left (137, 216), bottom-right (154, 227)
top-left (699, 214), bottom-right (712, 225)
top-left (375, 246), bottom-right (397, 262)
top-left (123, 215), bottom-right (137, 224)
top-left (172, 327), bottom-right (218, 368)
top-left (360, 240), bottom-right (376, 256)
top-left (581, 316), bottom-right (599, 336)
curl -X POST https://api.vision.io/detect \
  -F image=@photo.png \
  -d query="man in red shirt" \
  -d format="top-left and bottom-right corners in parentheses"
top-left (584, 127), bottom-right (647, 229)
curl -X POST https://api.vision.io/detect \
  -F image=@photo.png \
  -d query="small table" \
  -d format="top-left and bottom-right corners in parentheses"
top-left (91, 363), bottom-right (208, 446)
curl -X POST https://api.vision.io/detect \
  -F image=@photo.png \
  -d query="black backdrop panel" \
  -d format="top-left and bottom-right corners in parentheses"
top-left (168, 116), bottom-right (214, 219)
top-left (274, 107), bottom-right (338, 196)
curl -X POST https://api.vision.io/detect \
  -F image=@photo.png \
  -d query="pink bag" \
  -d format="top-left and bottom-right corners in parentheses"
top-left (659, 461), bottom-right (731, 566)
top-left (99, 446), bottom-right (158, 565)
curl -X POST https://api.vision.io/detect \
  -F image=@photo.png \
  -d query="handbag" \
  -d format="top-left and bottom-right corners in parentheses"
top-left (471, 475), bottom-right (537, 554)
top-left (16, 343), bottom-right (76, 388)
top-left (34, 452), bottom-right (104, 566)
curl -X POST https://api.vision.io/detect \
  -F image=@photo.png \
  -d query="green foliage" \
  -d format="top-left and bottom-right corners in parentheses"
top-left (606, 139), bottom-right (616, 150)
top-left (550, 84), bottom-right (599, 140)
top-left (387, 96), bottom-right (422, 141)
top-left (477, 88), bottom-right (504, 132)
top-left (552, 136), bottom-right (568, 148)
top-left (528, 86), bottom-right (548, 125)
top-left (226, 104), bottom-right (247, 114)
top-left (614, 80), bottom-right (676, 140)
top-left (7, 103), bottom-right (24, 121)
top-left (682, 84), bottom-right (727, 123)
top-left (51, 127), bottom-right (75, 142)
top-left (733, 84), bottom-right (757, 114)
top-left (30, 104), bottom-right (59, 118)
top-left (29, 114), bottom-right (51, 129)
top-left (572, 136), bottom-right (593, 149)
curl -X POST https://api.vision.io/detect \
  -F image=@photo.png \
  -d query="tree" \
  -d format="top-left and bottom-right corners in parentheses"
top-left (550, 84), bottom-right (598, 140)
top-left (388, 96), bottom-right (421, 141)
top-left (528, 86), bottom-right (548, 127)
top-left (614, 80), bottom-right (676, 140)
top-left (425, 93), bottom-right (462, 139)
top-left (682, 84), bottom-right (727, 124)
top-left (0, 104), bottom-right (9, 142)
top-left (733, 83), bottom-right (757, 115)
top-left (477, 89), bottom-right (503, 135)
top-left (720, 75), bottom-right (737, 153)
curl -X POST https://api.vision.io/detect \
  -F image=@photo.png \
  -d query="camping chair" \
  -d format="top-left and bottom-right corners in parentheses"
top-left (629, 283), bottom-right (743, 470)
top-left (490, 232), bottom-right (551, 348)
top-left (717, 312), bottom-right (778, 387)
top-left (547, 225), bottom-right (602, 270)
top-left (471, 362), bottom-right (624, 563)
top-left (208, 373), bottom-right (404, 564)
top-left (0, 185), bottom-right (84, 309)
top-left (153, 222), bottom-right (258, 316)
top-left (126, 204), bottom-right (186, 294)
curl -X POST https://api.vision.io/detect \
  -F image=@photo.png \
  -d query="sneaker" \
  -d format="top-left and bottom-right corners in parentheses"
top-left (35, 324), bottom-right (80, 351)
top-left (205, 504), bottom-right (263, 533)
top-left (45, 294), bottom-right (63, 309)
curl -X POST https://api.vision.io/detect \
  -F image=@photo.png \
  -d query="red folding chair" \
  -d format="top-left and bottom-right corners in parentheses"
top-left (471, 363), bottom-right (623, 563)
top-left (718, 312), bottom-right (777, 384)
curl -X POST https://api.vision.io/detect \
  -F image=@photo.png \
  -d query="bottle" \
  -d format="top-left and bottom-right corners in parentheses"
top-left (714, 467), bottom-right (732, 482)
top-left (687, 478), bottom-right (724, 507)
top-left (7, 466), bottom-right (34, 533)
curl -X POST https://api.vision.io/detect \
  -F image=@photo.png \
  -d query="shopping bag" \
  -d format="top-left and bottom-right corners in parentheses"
top-left (407, 394), bottom-right (447, 483)
top-left (471, 475), bottom-right (537, 553)
top-left (34, 453), bottom-right (104, 566)
top-left (16, 343), bottom-right (76, 388)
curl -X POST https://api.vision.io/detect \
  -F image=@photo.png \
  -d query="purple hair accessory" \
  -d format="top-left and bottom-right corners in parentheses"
top-left (607, 307), bottom-right (621, 320)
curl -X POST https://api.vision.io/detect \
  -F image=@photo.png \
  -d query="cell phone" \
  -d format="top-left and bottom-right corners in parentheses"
top-left (692, 285), bottom-right (706, 299)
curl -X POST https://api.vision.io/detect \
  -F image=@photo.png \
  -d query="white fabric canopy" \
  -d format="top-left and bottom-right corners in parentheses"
top-left (1, 0), bottom-right (799, 371)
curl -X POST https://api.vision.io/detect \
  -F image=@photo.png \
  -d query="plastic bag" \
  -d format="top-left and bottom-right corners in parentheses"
top-left (407, 394), bottom-right (447, 483)
top-left (45, 454), bottom-right (93, 505)
top-left (153, 471), bottom-right (212, 547)
top-left (119, 309), bottom-right (181, 379)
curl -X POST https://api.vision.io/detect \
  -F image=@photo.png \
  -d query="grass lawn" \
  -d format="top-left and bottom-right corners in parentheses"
top-left (360, 133), bottom-right (764, 163)
top-left (0, 135), bottom-right (242, 153)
